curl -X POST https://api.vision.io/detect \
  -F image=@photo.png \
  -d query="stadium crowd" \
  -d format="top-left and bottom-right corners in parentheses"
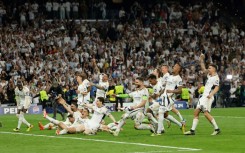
top-left (0, 0), bottom-right (244, 107)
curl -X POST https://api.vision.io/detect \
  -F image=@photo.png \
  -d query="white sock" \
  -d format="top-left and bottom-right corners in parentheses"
top-left (211, 118), bottom-right (219, 129)
top-left (136, 124), bottom-right (151, 130)
top-left (17, 114), bottom-right (23, 129)
top-left (59, 129), bottom-right (68, 135)
top-left (22, 116), bottom-right (31, 127)
top-left (176, 112), bottom-right (184, 121)
top-left (44, 123), bottom-right (52, 129)
top-left (147, 113), bottom-right (158, 124)
top-left (166, 115), bottom-right (182, 127)
top-left (157, 113), bottom-right (164, 133)
top-left (191, 118), bottom-right (199, 131)
top-left (46, 116), bottom-right (60, 125)
top-left (116, 119), bottom-right (125, 132)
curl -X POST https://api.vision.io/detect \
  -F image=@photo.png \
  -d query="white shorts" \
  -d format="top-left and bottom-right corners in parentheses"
top-left (149, 101), bottom-right (160, 115)
top-left (196, 96), bottom-right (214, 112)
top-left (158, 96), bottom-right (174, 112)
top-left (84, 120), bottom-right (100, 133)
top-left (17, 97), bottom-right (31, 110)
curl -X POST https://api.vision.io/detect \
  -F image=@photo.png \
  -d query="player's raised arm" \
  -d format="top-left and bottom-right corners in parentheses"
top-left (199, 54), bottom-right (208, 74)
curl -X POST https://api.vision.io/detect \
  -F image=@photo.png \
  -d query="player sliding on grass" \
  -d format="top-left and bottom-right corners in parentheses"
top-left (41, 101), bottom-right (82, 134)
top-left (58, 97), bottom-right (118, 135)
top-left (184, 54), bottom-right (221, 136)
top-left (110, 77), bottom-right (157, 136)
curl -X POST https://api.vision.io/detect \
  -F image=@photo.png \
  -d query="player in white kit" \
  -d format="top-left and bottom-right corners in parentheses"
top-left (76, 72), bottom-right (91, 109)
top-left (156, 63), bottom-right (185, 135)
top-left (13, 81), bottom-right (33, 132)
top-left (111, 77), bottom-right (157, 136)
top-left (91, 59), bottom-right (109, 104)
top-left (82, 97), bottom-right (117, 135)
top-left (160, 65), bottom-right (185, 125)
top-left (184, 54), bottom-right (221, 135)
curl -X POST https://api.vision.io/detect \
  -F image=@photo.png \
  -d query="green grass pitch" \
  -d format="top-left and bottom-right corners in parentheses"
top-left (0, 108), bottom-right (245, 153)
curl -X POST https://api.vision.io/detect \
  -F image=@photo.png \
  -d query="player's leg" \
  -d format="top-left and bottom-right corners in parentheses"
top-left (203, 99), bottom-right (220, 135)
top-left (13, 109), bottom-right (22, 132)
top-left (21, 108), bottom-right (33, 131)
top-left (111, 112), bottom-right (129, 136)
top-left (43, 110), bottom-right (60, 125)
top-left (171, 107), bottom-right (184, 121)
top-left (147, 104), bottom-right (159, 125)
top-left (184, 108), bottom-right (201, 135)
top-left (157, 106), bottom-right (166, 135)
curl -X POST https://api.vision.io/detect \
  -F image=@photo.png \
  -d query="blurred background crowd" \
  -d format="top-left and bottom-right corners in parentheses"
top-left (0, 0), bottom-right (244, 108)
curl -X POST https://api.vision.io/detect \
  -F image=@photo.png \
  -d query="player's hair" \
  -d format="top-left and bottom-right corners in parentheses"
top-left (209, 63), bottom-right (218, 71)
top-left (83, 108), bottom-right (90, 115)
top-left (136, 77), bottom-right (144, 82)
top-left (148, 74), bottom-right (157, 80)
top-left (76, 72), bottom-right (87, 79)
top-left (71, 102), bottom-right (78, 108)
top-left (17, 80), bottom-right (23, 86)
top-left (175, 63), bottom-right (182, 72)
top-left (67, 114), bottom-right (73, 118)
top-left (161, 64), bottom-right (169, 68)
top-left (97, 97), bottom-right (105, 104)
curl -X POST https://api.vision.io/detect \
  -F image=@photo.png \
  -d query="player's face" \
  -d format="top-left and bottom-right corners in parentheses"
top-left (18, 85), bottom-right (23, 91)
top-left (148, 78), bottom-right (157, 85)
top-left (76, 75), bottom-right (82, 82)
top-left (172, 64), bottom-right (180, 73)
top-left (70, 104), bottom-right (77, 111)
top-left (96, 99), bottom-right (102, 107)
top-left (134, 79), bottom-right (142, 88)
top-left (152, 69), bottom-right (158, 76)
top-left (102, 74), bottom-right (108, 82)
top-left (68, 117), bottom-right (75, 123)
top-left (81, 109), bottom-right (89, 118)
top-left (208, 66), bottom-right (216, 74)
top-left (161, 66), bottom-right (168, 74)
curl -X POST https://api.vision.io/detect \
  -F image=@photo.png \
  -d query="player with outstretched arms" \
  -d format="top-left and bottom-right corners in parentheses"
top-left (90, 59), bottom-right (109, 104)
top-left (111, 77), bottom-right (157, 136)
top-left (184, 54), bottom-right (221, 135)
top-left (76, 72), bottom-right (91, 109)
top-left (82, 97), bottom-right (117, 135)
top-left (13, 80), bottom-right (33, 132)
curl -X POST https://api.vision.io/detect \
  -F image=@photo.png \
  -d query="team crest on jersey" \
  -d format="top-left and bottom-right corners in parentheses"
top-left (215, 80), bottom-right (219, 85)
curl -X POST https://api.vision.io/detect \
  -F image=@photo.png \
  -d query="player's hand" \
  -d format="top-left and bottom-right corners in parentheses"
top-left (207, 94), bottom-right (212, 99)
top-left (200, 54), bottom-right (205, 61)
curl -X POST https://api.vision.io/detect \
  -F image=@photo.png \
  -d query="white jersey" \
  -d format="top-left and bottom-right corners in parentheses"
top-left (160, 72), bottom-right (170, 87)
top-left (96, 75), bottom-right (109, 98)
top-left (129, 88), bottom-right (149, 107)
top-left (85, 105), bottom-right (110, 131)
top-left (164, 74), bottom-right (183, 97)
top-left (90, 105), bottom-right (110, 124)
top-left (77, 79), bottom-right (90, 104)
top-left (152, 81), bottom-right (164, 101)
top-left (203, 74), bottom-right (219, 97)
top-left (15, 86), bottom-right (31, 109)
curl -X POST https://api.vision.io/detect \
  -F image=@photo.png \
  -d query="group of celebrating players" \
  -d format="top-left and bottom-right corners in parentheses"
top-left (13, 54), bottom-right (221, 136)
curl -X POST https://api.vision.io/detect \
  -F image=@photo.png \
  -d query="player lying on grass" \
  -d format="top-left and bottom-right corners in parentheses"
top-left (41, 100), bottom-right (83, 134)
top-left (54, 97), bottom-right (118, 135)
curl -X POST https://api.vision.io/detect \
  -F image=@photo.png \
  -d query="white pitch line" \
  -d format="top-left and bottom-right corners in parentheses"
top-left (184, 115), bottom-right (245, 119)
top-left (0, 131), bottom-right (201, 151)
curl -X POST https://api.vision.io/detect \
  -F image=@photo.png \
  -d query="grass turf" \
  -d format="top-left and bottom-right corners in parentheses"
top-left (0, 107), bottom-right (245, 153)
